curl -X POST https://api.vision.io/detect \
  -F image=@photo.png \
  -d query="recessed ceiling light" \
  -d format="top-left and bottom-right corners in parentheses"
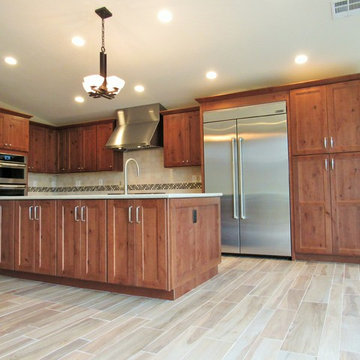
top-left (295, 54), bottom-right (308, 65)
top-left (134, 85), bottom-right (145, 93)
top-left (206, 71), bottom-right (217, 80)
top-left (74, 96), bottom-right (85, 103)
top-left (72, 36), bottom-right (85, 47)
top-left (157, 9), bottom-right (173, 23)
top-left (4, 56), bottom-right (17, 65)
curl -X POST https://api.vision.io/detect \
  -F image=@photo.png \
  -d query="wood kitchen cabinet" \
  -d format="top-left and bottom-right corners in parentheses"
top-left (58, 128), bottom-right (70, 173)
top-left (292, 155), bottom-right (333, 255)
top-left (290, 80), bottom-right (360, 155)
top-left (292, 152), bottom-right (360, 257)
top-left (0, 112), bottom-right (30, 152)
top-left (107, 199), bottom-right (167, 289)
top-left (163, 107), bottom-right (201, 167)
top-left (57, 200), bottom-right (106, 282)
top-left (14, 200), bottom-right (56, 275)
top-left (0, 201), bottom-right (15, 270)
top-left (97, 121), bottom-right (123, 171)
top-left (28, 123), bottom-right (58, 173)
top-left (28, 124), bottom-right (46, 172)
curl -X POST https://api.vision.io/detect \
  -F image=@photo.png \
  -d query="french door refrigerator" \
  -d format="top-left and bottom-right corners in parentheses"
top-left (203, 101), bottom-right (291, 256)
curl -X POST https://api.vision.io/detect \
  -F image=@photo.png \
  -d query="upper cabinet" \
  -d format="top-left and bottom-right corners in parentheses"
top-left (29, 123), bottom-right (58, 173)
top-left (290, 80), bottom-right (360, 155)
top-left (30, 120), bottom-right (123, 173)
top-left (163, 107), bottom-right (201, 167)
top-left (0, 110), bottom-right (31, 153)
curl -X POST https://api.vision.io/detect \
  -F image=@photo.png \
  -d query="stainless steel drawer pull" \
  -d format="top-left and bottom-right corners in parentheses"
top-left (323, 137), bottom-right (327, 149)
top-left (135, 206), bottom-right (141, 224)
top-left (330, 136), bottom-right (334, 148)
top-left (74, 206), bottom-right (80, 221)
top-left (34, 205), bottom-right (40, 221)
top-left (128, 206), bottom-right (133, 223)
top-left (29, 206), bottom-right (33, 220)
top-left (331, 158), bottom-right (335, 170)
top-left (325, 158), bottom-right (328, 171)
top-left (81, 206), bottom-right (86, 222)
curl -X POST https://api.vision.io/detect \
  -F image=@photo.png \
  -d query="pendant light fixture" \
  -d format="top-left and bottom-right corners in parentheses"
top-left (82, 7), bottom-right (125, 99)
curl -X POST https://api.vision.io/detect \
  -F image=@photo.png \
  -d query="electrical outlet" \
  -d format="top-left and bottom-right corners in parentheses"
top-left (75, 180), bottom-right (81, 187)
top-left (51, 180), bottom-right (56, 187)
top-left (99, 178), bottom-right (104, 185)
top-left (33, 180), bottom-right (38, 187)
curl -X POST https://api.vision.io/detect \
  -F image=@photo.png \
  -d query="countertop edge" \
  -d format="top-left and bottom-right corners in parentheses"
top-left (0, 193), bottom-right (222, 200)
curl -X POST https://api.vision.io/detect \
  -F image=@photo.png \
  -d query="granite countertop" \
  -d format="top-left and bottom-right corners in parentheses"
top-left (0, 193), bottom-right (222, 200)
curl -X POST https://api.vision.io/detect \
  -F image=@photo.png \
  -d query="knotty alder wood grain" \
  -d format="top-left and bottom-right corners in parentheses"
top-left (0, 256), bottom-right (358, 359)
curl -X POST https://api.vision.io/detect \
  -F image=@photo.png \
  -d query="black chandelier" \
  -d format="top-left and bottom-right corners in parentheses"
top-left (82, 7), bottom-right (125, 99)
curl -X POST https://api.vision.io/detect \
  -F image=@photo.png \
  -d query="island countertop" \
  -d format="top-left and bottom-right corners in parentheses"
top-left (0, 193), bottom-right (222, 200)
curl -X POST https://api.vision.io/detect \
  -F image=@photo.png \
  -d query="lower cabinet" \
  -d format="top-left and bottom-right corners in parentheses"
top-left (293, 152), bottom-right (360, 257)
top-left (57, 200), bottom-right (106, 282)
top-left (14, 200), bottom-right (56, 275)
top-left (0, 201), bottom-right (15, 270)
top-left (107, 199), bottom-right (168, 290)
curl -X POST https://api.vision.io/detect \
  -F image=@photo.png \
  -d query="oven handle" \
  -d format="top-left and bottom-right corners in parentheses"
top-left (0, 184), bottom-right (26, 189)
top-left (0, 162), bottom-right (26, 169)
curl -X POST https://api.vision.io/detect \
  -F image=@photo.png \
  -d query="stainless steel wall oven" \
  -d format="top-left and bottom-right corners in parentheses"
top-left (0, 153), bottom-right (27, 196)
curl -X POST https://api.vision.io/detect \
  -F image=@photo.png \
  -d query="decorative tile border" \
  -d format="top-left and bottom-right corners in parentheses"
top-left (28, 182), bottom-right (202, 193)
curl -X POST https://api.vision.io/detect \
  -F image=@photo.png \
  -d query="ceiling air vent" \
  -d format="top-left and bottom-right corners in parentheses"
top-left (332, 0), bottom-right (360, 18)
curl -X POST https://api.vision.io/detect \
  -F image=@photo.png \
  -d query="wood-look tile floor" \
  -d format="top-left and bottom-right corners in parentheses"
top-left (0, 257), bottom-right (359, 360)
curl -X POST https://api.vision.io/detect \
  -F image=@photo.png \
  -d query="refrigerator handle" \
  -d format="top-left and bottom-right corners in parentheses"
top-left (231, 138), bottom-right (239, 219)
top-left (238, 137), bottom-right (246, 220)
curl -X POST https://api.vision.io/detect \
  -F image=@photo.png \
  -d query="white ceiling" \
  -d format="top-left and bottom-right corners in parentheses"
top-left (0, 0), bottom-right (359, 125)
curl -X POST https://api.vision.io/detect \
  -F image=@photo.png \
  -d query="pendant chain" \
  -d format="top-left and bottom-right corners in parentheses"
top-left (101, 18), bottom-right (105, 53)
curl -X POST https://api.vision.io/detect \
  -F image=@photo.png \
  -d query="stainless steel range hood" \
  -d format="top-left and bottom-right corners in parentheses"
top-left (106, 103), bottom-right (165, 150)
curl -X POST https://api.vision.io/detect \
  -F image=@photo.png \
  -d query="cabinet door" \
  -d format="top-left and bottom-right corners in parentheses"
top-left (187, 111), bottom-right (201, 165)
top-left (290, 87), bottom-right (329, 155)
top-left (292, 155), bottom-right (333, 254)
top-left (107, 200), bottom-right (134, 285)
top-left (331, 153), bottom-right (360, 256)
top-left (46, 128), bottom-right (58, 173)
top-left (163, 113), bottom-right (189, 167)
top-left (3, 115), bottom-right (29, 152)
top-left (0, 201), bottom-right (15, 270)
top-left (0, 115), bottom-right (4, 148)
top-left (58, 129), bottom-right (69, 173)
top-left (34, 201), bottom-right (56, 275)
top-left (82, 125), bottom-right (97, 171)
top-left (81, 200), bottom-right (106, 282)
top-left (69, 128), bottom-right (83, 172)
top-left (97, 122), bottom-right (115, 171)
top-left (134, 200), bottom-right (168, 290)
top-left (28, 125), bottom-right (46, 172)
top-left (57, 200), bottom-right (81, 278)
top-left (327, 80), bottom-right (360, 153)
top-left (14, 201), bottom-right (35, 272)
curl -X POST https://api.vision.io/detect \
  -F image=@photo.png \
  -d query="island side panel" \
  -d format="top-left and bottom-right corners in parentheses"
top-left (168, 197), bottom-right (221, 296)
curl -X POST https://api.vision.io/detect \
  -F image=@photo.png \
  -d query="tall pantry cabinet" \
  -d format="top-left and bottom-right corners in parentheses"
top-left (290, 80), bottom-right (360, 260)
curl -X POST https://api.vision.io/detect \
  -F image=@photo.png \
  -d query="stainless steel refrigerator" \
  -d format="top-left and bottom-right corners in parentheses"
top-left (203, 101), bottom-right (291, 256)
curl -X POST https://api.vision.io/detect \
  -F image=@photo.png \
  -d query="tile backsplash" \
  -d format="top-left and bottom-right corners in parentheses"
top-left (28, 148), bottom-right (202, 195)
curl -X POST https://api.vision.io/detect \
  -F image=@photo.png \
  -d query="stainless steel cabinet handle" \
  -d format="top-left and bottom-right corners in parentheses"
top-left (128, 206), bottom-right (133, 223)
top-left (34, 205), bottom-right (40, 221)
top-left (231, 138), bottom-right (239, 219)
top-left (323, 137), bottom-right (327, 149)
top-left (74, 206), bottom-right (80, 221)
top-left (238, 137), bottom-right (246, 220)
top-left (330, 136), bottom-right (334, 148)
top-left (29, 206), bottom-right (34, 220)
top-left (331, 158), bottom-right (335, 170)
top-left (325, 158), bottom-right (328, 171)
top-left (81, 206), bottom-right (86, 222)
top-left (135, 206), bottom-right (141, 224)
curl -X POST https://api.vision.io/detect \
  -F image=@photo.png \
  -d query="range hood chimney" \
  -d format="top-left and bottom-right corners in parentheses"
top-left (106, 103), bottom-right (165, 150)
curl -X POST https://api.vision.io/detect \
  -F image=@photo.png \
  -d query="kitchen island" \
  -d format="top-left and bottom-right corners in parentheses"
top-left (0, 193), bottom-right (221, 299)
